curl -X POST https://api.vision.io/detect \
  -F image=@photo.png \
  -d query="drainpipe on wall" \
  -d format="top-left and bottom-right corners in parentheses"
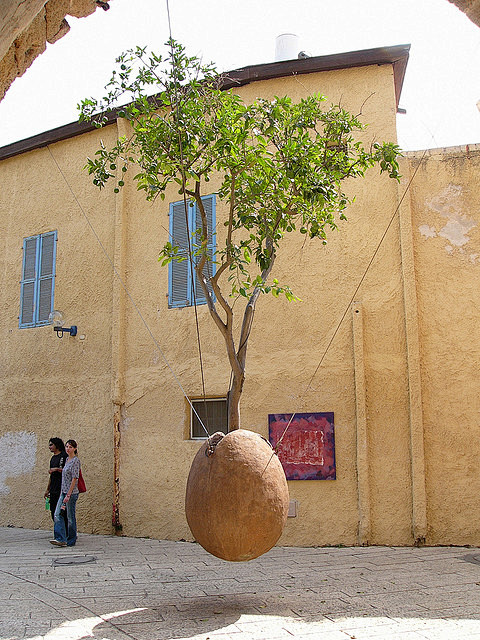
top-left (352, 301), bottom-right (371, 545)
top-left (110, 117), bottom-right (129, 533)
top-left (398, 159), bottom-right (428, 544)
top-left (112, 406), bottom-right (122, 531)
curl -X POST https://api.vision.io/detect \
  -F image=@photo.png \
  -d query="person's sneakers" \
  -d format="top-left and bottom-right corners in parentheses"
top-left (50, 539), bottom-right (66, 547)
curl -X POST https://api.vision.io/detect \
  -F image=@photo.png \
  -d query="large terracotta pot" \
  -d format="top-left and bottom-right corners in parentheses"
top-left (185, 429), bottom-right (289, 562)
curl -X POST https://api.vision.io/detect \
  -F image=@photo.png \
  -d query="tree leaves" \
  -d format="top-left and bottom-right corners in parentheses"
top-left (79, 39), bottom-right (401, 302)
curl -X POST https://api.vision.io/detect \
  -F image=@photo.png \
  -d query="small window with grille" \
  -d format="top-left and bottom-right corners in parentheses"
top-left (191, 398), bottom-right (227, 439)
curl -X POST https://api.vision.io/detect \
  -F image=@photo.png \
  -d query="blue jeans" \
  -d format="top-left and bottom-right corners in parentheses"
top-left (53, 492), bottom-right (78, 546)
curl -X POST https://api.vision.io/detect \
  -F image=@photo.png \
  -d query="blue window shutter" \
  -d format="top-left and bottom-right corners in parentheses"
top-left (19, 231), bottom-right (56, 328)
top-left (168, 196), bottom-right (216, 308)
top-left (37, 275), bottom-right (54, 324)
top-left (23, 236), bottom-right (37, 280)
top-left (37, 232), bottom-right (56, 324)
top-left (193, 195), bottom-right (216, 304)
top-left (169, 201), bottom-right (191, 308)
top-left (19, 236), bottom-right (38, 327)
top-left (20, 282), bottom-right (35, 326)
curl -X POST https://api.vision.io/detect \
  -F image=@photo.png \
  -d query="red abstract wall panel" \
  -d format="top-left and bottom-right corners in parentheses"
top-left (269, 413), bottom-right (336, 480)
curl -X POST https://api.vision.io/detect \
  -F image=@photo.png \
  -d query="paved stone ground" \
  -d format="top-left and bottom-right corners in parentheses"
top-left (1, 527), bottom-right (480, 640)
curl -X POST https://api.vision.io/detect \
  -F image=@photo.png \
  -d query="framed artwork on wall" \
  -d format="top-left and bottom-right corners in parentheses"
top-left (268, 412), bottom-right (336, 480)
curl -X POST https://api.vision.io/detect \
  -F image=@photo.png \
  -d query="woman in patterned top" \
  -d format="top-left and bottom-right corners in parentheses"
top-left (50, 439), bottom-right (81, 547)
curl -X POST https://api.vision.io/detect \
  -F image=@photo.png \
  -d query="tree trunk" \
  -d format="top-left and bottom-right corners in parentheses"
top-left (194, 198), bottom-right (276, 434)
top-left (227, 371), bottom-right (244, 431)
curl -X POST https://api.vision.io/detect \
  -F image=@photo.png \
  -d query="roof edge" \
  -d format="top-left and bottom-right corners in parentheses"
top-left (0, 43), bottom-right (410, 162)
top-left (223, 44), bottom-right (410, 107)
top-left (405, 142), bottom-right (480, 157)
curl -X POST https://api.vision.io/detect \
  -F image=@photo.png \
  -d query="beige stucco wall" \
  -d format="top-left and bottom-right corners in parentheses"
top-left (1, 60), bottom-right (479, 549)
top-left (406, 145), bottom-right (480, 545)
top-left (0, 126), bottom-right (117, 533)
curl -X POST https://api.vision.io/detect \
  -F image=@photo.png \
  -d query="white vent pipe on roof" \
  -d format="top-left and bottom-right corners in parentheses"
top-left (275, 33), bottom-right (300, 62)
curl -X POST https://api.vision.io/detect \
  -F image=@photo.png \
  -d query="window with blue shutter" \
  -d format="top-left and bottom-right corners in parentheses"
top-left (168, 195), bottom-right (216, 308)
top-left (19, 231), bottom-right (57, 328)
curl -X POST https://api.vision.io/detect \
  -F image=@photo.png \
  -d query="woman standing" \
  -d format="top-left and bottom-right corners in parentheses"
top-left (44, 438), bottom-right (68, 532)
top-left (51, 439), bottom-right (81, 547)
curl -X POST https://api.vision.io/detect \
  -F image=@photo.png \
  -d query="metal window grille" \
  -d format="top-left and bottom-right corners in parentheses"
top-left (191, 398), bottom-right (227, 439)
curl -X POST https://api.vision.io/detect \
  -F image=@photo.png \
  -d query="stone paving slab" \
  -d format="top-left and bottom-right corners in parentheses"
top-left (1, 527), bottom-right (480, 639)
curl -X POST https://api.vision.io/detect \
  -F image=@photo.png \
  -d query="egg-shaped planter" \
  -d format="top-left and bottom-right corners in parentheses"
top-left (185, 429), bottom-right (289, 562)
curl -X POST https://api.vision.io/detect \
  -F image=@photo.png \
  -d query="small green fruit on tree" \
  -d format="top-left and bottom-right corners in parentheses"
top-left (79, 40), bottom-right (401, 431)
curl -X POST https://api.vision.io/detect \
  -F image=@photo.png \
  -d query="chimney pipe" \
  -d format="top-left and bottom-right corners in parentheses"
top-left (275, 33), bottom-right (300, 62)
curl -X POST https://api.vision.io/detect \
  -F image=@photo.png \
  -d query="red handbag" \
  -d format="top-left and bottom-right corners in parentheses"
top-left (77, 469), bottom-right (87, 493)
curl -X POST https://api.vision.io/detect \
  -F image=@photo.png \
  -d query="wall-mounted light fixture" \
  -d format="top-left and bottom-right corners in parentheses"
top-left (48, 310), bottom-right (77, 338)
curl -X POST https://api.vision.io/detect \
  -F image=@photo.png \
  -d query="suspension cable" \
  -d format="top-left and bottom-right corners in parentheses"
top-left (166, 0), bottom-right (212, 440)
top-left (46, 145), bottom-right (209, 436)
top-left (270, 148), bottom-right (429, 459)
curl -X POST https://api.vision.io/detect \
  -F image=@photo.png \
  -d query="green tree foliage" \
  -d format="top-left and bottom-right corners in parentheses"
top-left (79, 40), bottom-right (401, 430)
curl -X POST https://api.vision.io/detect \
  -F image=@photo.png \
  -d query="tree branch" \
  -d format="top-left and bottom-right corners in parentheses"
top-left (237, 237), bottom-right (276, 369)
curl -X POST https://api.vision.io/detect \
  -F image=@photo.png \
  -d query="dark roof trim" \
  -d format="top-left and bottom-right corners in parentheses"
top-left (0, 111), bottom-right (118, 162)
top-left (223, 44), bottom-right (410, 108)
top-left (0, 44), bottom-right (410, 162)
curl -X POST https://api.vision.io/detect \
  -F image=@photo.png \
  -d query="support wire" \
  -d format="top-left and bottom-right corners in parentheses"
top-left (166, 0), bottom-right (212, 440)
top-left (270, 148), bottom-right (429, 459)
top-left (46, 146), bottom-right (209, 436)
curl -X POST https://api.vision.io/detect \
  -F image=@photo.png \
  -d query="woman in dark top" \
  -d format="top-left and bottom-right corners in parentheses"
top-left (44, 438), bottom-right (68, 532)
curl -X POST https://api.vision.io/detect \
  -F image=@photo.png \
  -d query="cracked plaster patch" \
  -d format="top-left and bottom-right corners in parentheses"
top-left (423, 184), bottom-right (477, 255)
top-left (0, 431), bottom-right (37, 494)
top-left (438, 219), bottom-right (476, 247)
top-left (419, 224), bottom-right (437, 238)
top-left (121, 416), bottom-right (134, 432)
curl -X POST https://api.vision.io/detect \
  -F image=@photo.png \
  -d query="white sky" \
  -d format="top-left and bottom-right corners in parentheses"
top-left (0, 0), bottom-right (479, 151)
